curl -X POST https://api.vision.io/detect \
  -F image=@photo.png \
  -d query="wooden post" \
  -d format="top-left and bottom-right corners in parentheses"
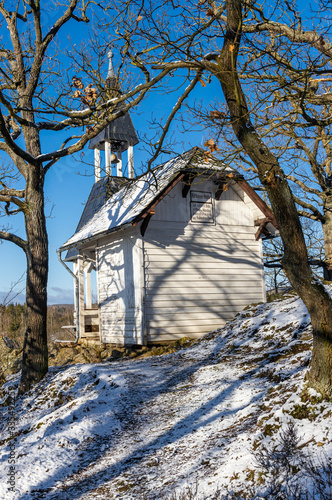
top-left (77, 254), bottom-right (85, 338)
top-left (73, 261), bottom-right (78, 328)
top-left (85, 264), bottom-right (92, 309)
top-left (128, 145), bottom-right (134, 178)
top-left (94, 149), bottom-right (101, 182)
top-left (105, 141), bottom-right (111, 176)
top-left (117, 151), bottom-right (123, 177)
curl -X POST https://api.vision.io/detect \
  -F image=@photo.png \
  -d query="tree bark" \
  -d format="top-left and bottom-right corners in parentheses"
top-left (18, 164), bottom-right (48, 395)
top-left (18, 93), bottom-right (48, 395)
top-left (215, 0), bottom-right (332, 398)
top-left (323, 197), bottom-right (332, 281)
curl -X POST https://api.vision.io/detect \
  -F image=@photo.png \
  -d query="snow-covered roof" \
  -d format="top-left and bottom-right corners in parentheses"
top-left (60, 147), bottom-right (232, 251)
top-left (64, 176), bottom-right (128, 260)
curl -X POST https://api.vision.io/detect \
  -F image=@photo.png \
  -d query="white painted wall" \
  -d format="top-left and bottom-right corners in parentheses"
top-left (94, 175), bottom-right (267, 345)
top-left (96, 229), bottom-right (143, 344)
top-left (144, 177), bottom-right (266, 342)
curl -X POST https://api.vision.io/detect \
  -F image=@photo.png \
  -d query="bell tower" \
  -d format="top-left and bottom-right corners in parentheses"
top-left (88, 50), bottom-right (139, 182)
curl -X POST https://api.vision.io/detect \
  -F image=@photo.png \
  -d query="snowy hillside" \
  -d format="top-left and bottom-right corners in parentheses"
top-left (1, 292), bottom-right (332, 499)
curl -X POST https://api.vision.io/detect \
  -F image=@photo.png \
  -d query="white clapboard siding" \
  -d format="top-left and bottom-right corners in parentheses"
top-left (145, 302), bottom-right (255, 311)
top-left (144, 245), bottom-right (259, 255)
top-left (145, 282), bottom-right (262, 291)
top-left (143, 177), bottom-right (265, 343)
top-left (97, 230), bottom-right (143, 345)
top-left (143, 227), bottom-right (258, 247)
top-left (145, 254), bottom-right (261, 264)
top-left (216, 186), bottom-right (254, 226)
top-left (148, 308), bottom-right (237, 320)
top-left (146, 297), bottom-right (263, 307)
top-left (147, 326), bottom-right (226, 341)
top-left (231, 181), bottom-right (267, 222)
top-left (153, 182), bottom-right (188, 222)
top-left (145, 269), bottom-right (262, 277)
top-left (145, 261), bottom-right (262, 270)
top-left (146, 283), bottom-right (264, 300)
top-left (145, 275), bottom-right (262, 284)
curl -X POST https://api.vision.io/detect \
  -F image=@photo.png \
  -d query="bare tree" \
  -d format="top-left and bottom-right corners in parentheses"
top-left (0, 0), bottom-right (176, 394)
top-left (4, 0), bottom-right (332, 397)
top-left (99, 0), bottom-right (332, 396)
top-left (171, 1), bottom-right (332, 280)
top-left (230, 12), bottom-right (332, 280)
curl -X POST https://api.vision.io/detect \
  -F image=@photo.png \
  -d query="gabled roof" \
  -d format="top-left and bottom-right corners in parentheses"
top-left (64, 176), bottom-right (128, 261)
top-left (60, 147), bottom-right (277, 253)
top-left (88, 112), bottom-right (139, 151)
top-left (61, 148), bottom-right (230, 251)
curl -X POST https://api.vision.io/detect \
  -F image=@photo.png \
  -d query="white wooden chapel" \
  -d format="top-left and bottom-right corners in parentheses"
top-left (59, 52), bottom-right (277, 346)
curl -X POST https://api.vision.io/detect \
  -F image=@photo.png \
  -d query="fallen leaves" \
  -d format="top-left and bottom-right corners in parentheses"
top-left (72, 76), bottom-right (84, 90)
top-left (209, 110), bottom-right (227, 119)
top-left (86, 125), bottom-right (96, 135)
top-left (264, 171), bottom-right (275, 184)
top-left (72, 78), bottom-right (98, 106)
top-left (85, 84), bottom-right (98, 102)
top-left (204, 138), bottom-right (218, 153)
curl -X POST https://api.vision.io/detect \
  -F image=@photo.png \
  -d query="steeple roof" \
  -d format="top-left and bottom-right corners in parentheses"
top-left (88, 50), bottom-right (139, 152)
top-left (88, 112), bottom-right (139, 151)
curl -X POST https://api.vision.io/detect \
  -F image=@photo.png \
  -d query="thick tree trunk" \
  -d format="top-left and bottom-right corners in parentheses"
top-left (323, 198), bottom-right (332, 281)
top-left (214, 0), bottom-right (332, 398)
top-left (18, 165), bottom-right (48, 395)
top-left (302, 273), bottom-right (332, 395)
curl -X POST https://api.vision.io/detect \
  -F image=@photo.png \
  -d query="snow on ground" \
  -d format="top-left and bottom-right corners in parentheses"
top-left (1, 292), bottom-right (332, 499)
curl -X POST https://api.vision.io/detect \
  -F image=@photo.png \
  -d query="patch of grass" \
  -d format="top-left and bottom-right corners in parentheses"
top-left (289, 403), bottom-right (319, 421)
top-left (63, 376), bottom-right (76, 388)
top-left (253, 439), bottom-right (262, 451)
top-left (245, 469), bottom-right (255, 481)
top-left (300, 387), bottom-right (325, 405)
top-left (0, 394), bottom-right (14, 407)
top-left (53, 391), bottom-right (73, 407)
top-left (115, 480), bottom-right (135, 493)
top-left (262, 423), bottom-right (281, 437)
top-left (256, 471), bottom-right (266, 485)
top-left (256, 368), bottom-right (282, 383)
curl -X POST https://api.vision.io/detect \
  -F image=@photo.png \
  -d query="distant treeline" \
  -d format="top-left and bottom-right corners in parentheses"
top-left (0, 303), bottom-right (74, 345)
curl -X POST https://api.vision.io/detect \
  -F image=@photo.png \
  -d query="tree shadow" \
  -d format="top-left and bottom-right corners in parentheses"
top-left (15, 323), bottom-right (310, 499)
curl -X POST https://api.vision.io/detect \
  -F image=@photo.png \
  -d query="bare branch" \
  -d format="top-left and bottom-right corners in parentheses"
top-left (0, 186), bottom-right (24, 198)
top-left (0, 109), bottom-right (35, 165)
top-left (147, 70), bottom-right (204, 170)
top-left (0, 230), bottom-right (27, 253)
top-left (0, 194), bottom-right (25, 209)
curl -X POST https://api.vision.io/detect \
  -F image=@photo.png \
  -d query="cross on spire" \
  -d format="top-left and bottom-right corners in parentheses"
top-left (106, 49), bottom-right (116, 88)
top-left (88, 49), bottom-right (139, 181)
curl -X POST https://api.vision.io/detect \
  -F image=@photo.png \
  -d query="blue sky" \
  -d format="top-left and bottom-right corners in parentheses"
top-left (0, 0), bottom-right (317, 304)
top-left (0, 1), bottom-right (219, 304)
top-left (0, 81), bottom-right (214, 304)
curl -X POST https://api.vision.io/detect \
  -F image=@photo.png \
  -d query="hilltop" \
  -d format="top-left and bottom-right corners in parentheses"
top-left (0, 292), bottom-right (332, 499)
